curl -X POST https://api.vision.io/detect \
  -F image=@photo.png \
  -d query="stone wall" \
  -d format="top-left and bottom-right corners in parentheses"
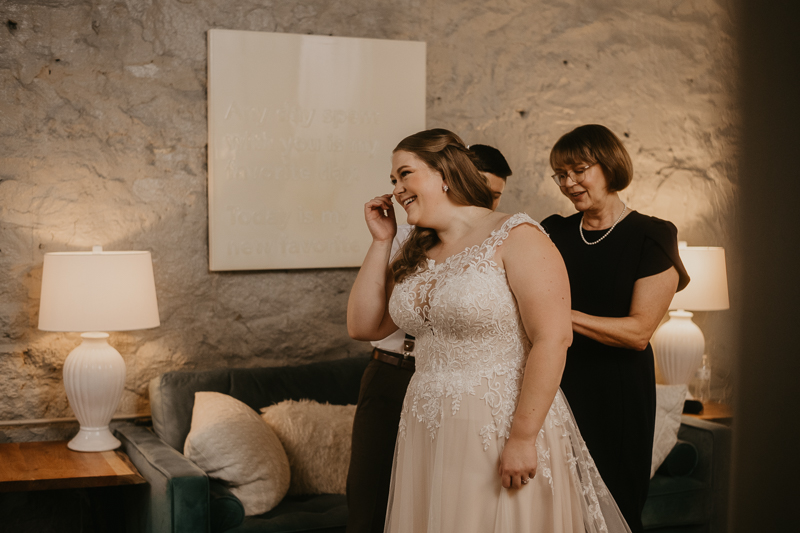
top-left (0, 0), bottom-right (738, 441)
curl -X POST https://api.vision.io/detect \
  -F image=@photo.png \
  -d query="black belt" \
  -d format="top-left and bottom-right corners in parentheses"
top-left (372, 348), bottom-right (415, 371)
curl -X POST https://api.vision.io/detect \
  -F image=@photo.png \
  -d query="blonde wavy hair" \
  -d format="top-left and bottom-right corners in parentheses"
top-left (390, 129), bottom-right (494, 283)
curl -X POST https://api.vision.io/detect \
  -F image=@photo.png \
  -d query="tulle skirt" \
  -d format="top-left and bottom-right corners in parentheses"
top-left (384, 385), bottom-right (632, 533)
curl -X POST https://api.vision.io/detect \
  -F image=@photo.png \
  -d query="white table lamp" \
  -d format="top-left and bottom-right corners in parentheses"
top-left (652, 243), bottom-right (729, 386)
top-left (38, 246), bottom-right (160, 452)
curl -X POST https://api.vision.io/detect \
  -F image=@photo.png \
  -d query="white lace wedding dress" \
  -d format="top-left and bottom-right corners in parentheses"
top-left (384, 213), bottom-right (632, 533)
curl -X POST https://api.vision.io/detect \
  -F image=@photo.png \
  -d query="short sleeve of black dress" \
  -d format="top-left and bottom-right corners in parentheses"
top-left (636, 217), bottom-right (690, 291)
top-left (540, 210), bottom-right (688, 533)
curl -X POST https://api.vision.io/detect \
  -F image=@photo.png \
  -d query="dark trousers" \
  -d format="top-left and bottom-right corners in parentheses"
top-left (345, 358), bottom-right (414, 533)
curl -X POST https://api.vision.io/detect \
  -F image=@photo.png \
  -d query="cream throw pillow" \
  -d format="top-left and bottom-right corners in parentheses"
top-left (184, 392), bottom-right (291, 515)
top-left (261, 399), bottom-right (356, 495)
top-left (651, 384), bottom-right (688, 478)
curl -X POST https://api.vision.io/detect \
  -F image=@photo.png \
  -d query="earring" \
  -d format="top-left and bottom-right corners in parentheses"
top-left (443, 184), bottom-right (449, 192)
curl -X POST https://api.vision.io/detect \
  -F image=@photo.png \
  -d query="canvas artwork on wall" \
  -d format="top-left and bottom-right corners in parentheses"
top-left (208, 29), bottom-right (426, 270)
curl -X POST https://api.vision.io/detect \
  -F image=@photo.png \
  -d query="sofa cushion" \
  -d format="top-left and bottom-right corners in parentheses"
top-left (651, 384), bottom-right (687, 477)
top-left (228, 494), bottom-right (348, 533)
top-left (150, 357), bottom-right (369, 452)
top-left (261, 400), bottom-right (356, 495)
top-left (185, 392), bottom-right (291, 516)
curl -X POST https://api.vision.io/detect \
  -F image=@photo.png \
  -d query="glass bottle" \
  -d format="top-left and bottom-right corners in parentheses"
top-left (694, 354), bottom-right (712, 404)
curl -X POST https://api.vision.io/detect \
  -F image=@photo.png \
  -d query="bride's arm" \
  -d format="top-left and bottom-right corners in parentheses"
top-left (498, 224), bottom-right (572, 490)
top-left (347, 194), bottom-right (400, 341)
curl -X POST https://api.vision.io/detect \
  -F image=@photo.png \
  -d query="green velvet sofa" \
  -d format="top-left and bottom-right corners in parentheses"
top-left (643, 417), bottom-right (731, 533)
top-left (115, 357), bottom-right (730, 533)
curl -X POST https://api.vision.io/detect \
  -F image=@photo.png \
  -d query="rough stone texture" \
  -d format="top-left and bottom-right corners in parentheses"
top-left (0, 0), bottom-right (739, 442)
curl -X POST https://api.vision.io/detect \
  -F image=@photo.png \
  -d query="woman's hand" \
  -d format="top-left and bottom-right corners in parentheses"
top-left (499, 435), bottom-right (538, 490)
top-left (364, 193), bottom-right (397, 243)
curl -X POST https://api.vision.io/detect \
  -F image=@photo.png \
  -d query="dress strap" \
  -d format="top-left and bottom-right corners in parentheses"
top-left (483, 213), bottom-right (548, 252)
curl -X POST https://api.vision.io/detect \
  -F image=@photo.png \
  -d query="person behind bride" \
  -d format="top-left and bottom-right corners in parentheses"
top-left (541, 124), bottom-right (690, 533)
top-left (347, 128), bottom-right (631, 532)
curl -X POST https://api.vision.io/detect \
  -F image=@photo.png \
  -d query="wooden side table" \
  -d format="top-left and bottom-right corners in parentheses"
top-left (0, 440), bottom-right (145, 492)
top-left (0, 440), bottom-right (146, 532)
top-left (685, 401), bottom-right (733, 424)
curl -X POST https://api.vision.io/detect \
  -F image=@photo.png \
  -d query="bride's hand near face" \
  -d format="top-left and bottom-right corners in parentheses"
top-left (347, 193), bottom-right (400, 342)
top-left (364, 193), bottom-right (397, 243)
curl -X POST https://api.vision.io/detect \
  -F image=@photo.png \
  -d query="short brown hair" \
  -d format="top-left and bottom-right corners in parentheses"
top-left (469, 144), bottom-right (512, 179)
top-left (549, 124), bottom-right (633, 192)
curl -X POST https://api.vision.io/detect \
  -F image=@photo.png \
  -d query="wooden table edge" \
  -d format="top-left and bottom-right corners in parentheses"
top-left (0, 442), bottom-right (146, 492)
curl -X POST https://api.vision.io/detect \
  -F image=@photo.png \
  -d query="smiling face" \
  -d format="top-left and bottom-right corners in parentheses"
top-left (390, 150), bottom-right (449, 226)
top-left (555, 162), bottom-right (612, 213)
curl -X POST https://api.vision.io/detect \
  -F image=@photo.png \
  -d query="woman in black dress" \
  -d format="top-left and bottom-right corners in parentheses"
top-left (541, 125), bottom-right (690, 533)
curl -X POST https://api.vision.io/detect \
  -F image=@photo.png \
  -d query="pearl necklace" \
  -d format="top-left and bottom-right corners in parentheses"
top-left (579, 202), bottom-right (627, 245)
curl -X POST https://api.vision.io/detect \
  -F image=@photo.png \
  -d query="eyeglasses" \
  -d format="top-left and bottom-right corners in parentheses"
top-left (551, 163), bottom-right (597, 187)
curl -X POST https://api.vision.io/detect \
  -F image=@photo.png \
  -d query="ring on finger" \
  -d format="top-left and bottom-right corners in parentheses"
top-left (521, 478), bottom-right (529, 484)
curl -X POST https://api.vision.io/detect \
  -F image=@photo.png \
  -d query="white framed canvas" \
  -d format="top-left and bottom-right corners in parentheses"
top-left (208, 29), bottom-right (425, 270)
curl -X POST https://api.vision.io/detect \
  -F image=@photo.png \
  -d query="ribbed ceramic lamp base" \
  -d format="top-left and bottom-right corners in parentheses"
top-left (652, 310), bottom-right (705, 385)
top-left (63, 332), bottom-right (126, 452)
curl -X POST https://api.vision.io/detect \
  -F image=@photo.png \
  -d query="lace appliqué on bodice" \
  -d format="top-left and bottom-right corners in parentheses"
top-left (389, 213), bottom-right (544, 450)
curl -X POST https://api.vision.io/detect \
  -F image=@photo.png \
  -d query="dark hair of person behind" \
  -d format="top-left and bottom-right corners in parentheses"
top-left (549, 124), bottom-right (633, 192)
top-left (390, 128), bottom-right (494, 283)
top-left (469, 144), bottom-right (513, 179)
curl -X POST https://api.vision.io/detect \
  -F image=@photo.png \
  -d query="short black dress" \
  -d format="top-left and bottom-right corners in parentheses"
top-left (541, 210), bottom-right (689, 533)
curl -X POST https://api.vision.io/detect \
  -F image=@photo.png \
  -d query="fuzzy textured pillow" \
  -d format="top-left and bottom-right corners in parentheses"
top-left (184, 392), bottom-right (291, 515)
top-left (261, 400), bottom-right (356, 495)
top-left (651, 384), bottom-right (688, 478)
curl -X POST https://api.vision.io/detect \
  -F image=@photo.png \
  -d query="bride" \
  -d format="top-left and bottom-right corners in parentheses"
top-left (347, 128), bottom-right (631, 533)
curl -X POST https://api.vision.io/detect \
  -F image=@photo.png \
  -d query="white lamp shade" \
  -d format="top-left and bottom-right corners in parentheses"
top-left (670, 245), bottom-right (729, 311)
top-left (38, 249), bottom-right (160, 332)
